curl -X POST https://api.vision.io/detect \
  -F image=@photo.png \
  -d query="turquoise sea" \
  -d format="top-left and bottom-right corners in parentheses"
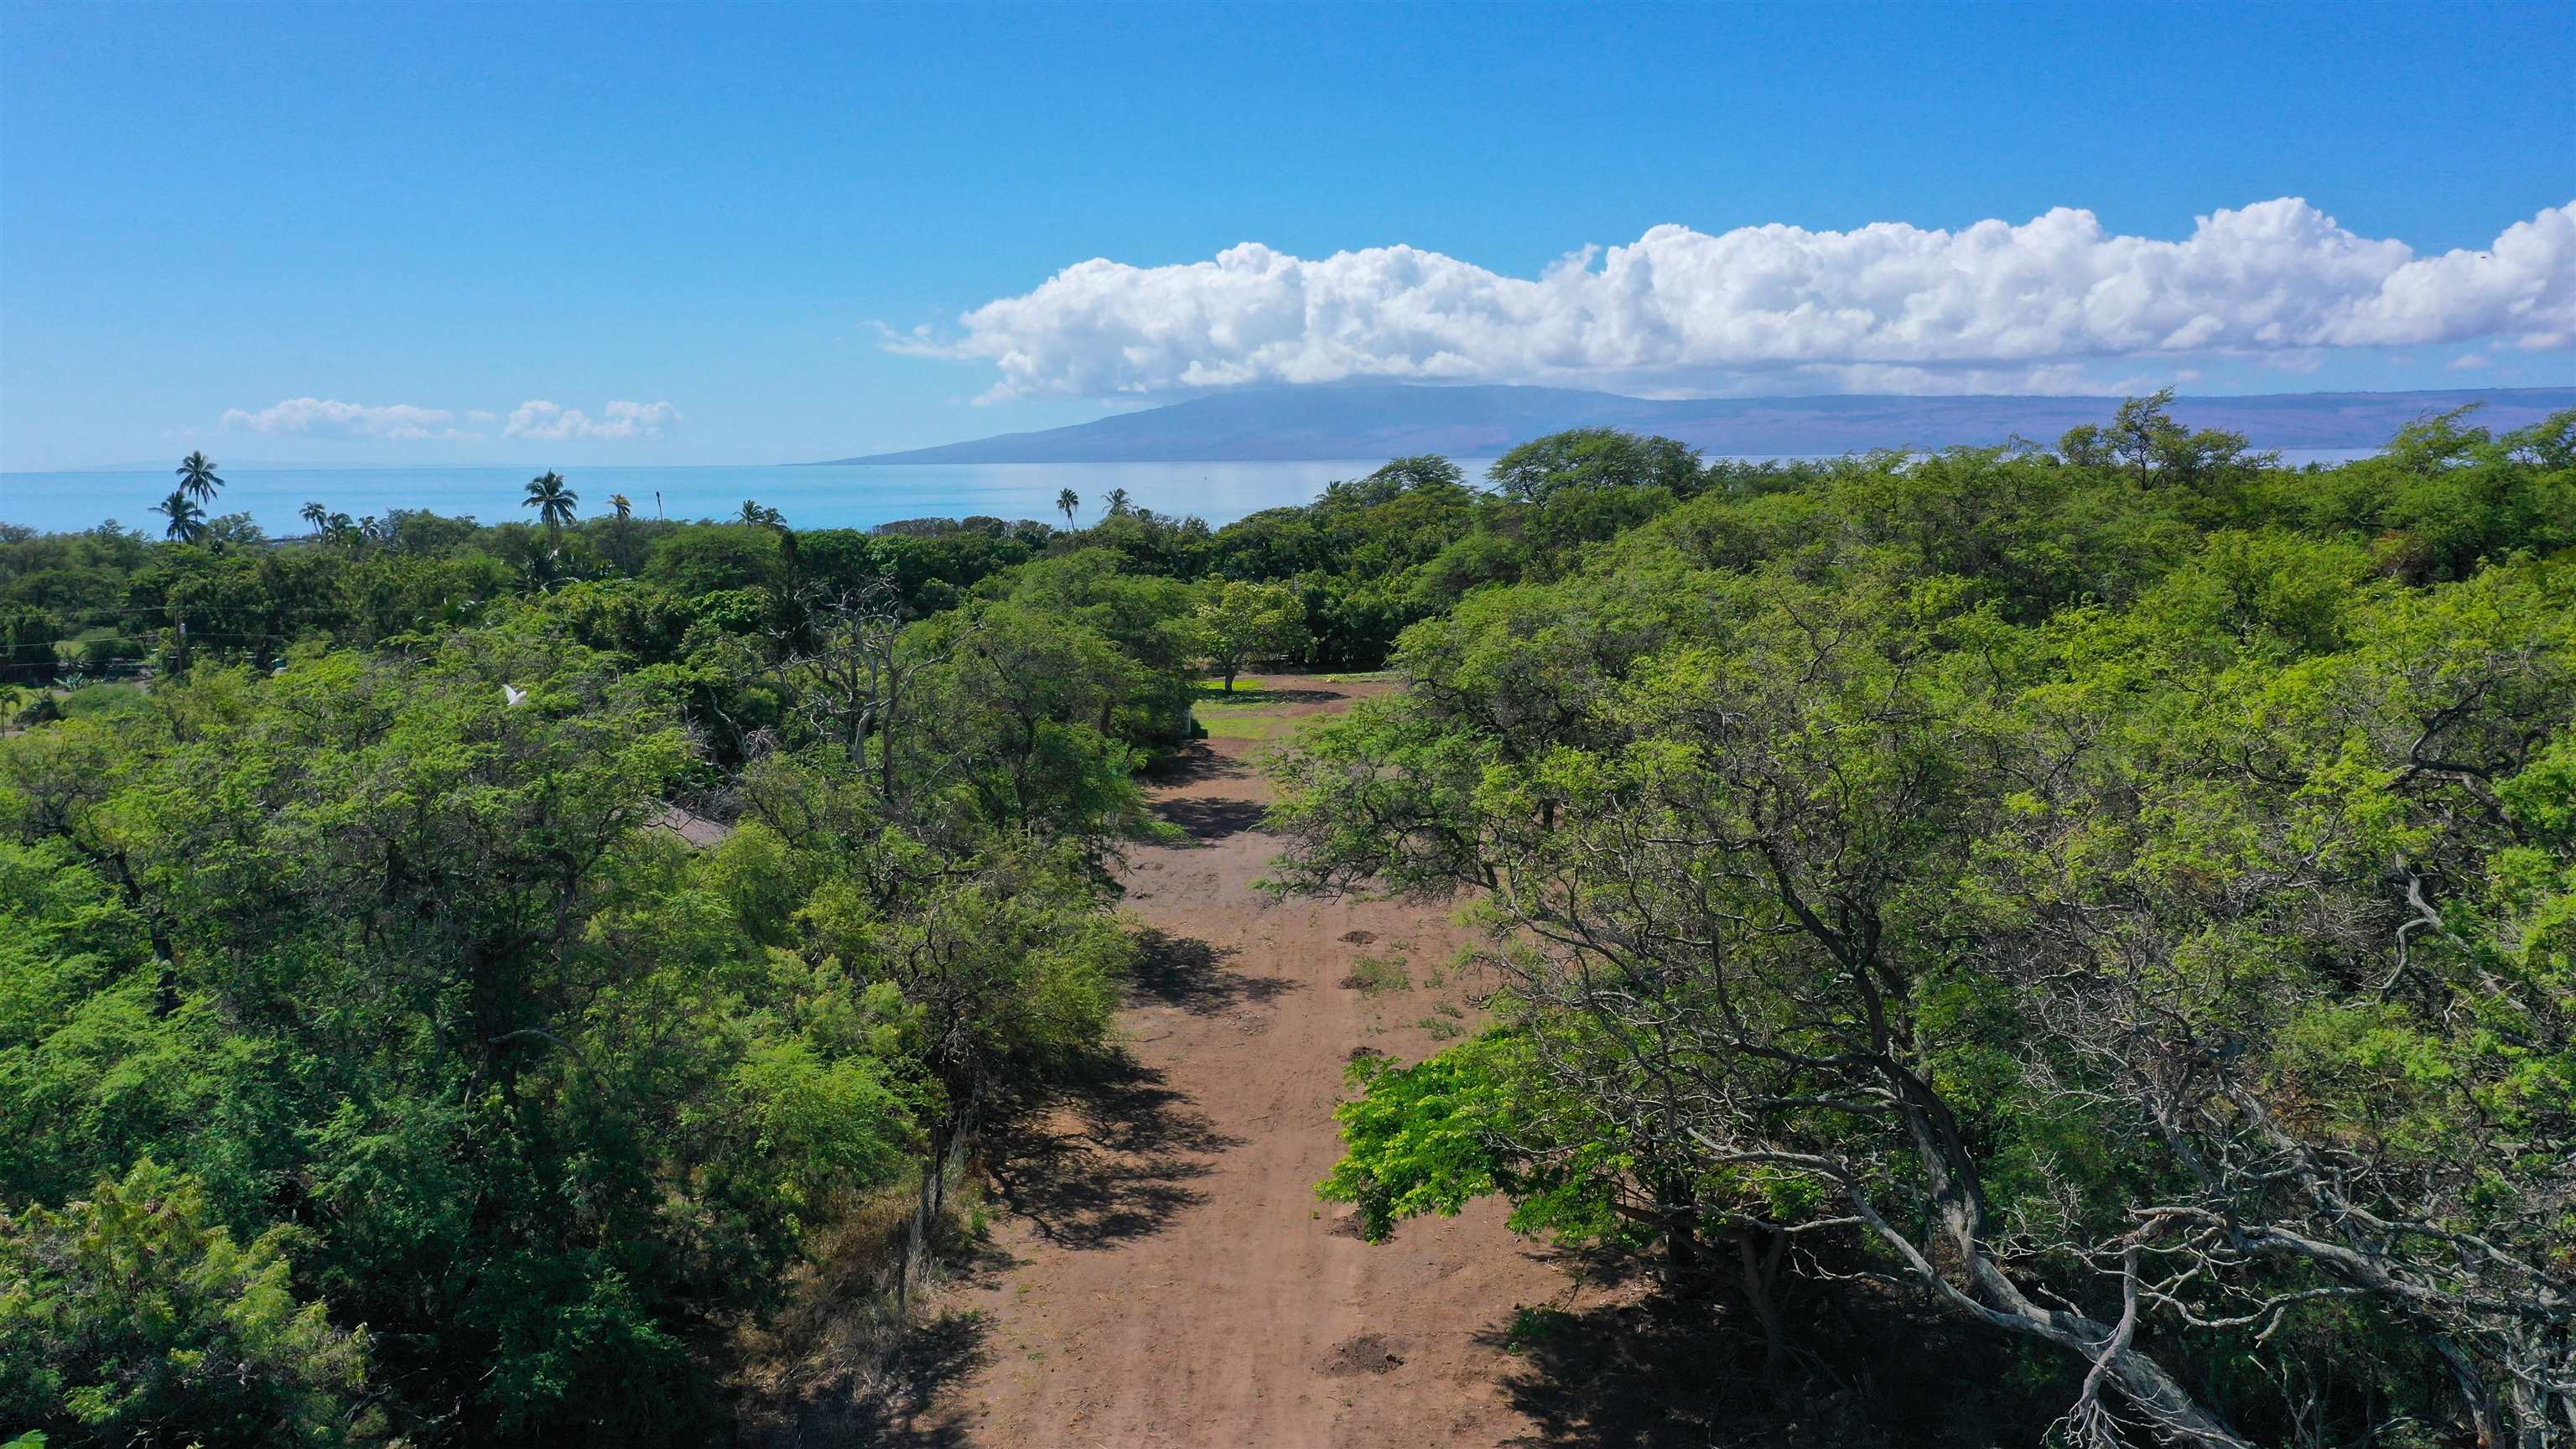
top-left (0, 460), bottom-right (1446, 538)
top-left (0, 451), bottom-right (2380, 538)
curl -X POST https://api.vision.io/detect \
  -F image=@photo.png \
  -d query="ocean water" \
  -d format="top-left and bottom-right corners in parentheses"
top-left (0, 449), bottom-right (2380, 538)
top-left (0, 460), bottom-right (1450, 538)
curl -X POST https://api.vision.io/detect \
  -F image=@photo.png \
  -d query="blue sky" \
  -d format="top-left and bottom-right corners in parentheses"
top-left (3, 0), bottom-right (2570, 471)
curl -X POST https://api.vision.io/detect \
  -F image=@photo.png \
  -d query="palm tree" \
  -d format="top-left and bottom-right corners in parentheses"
top-left (1057, 488), bottom-right (1081, 527)
top-left (175, 451), bottom-right (223, 506)
top-left (519, 543), bottom-right (563, 595)
top-left (523, 471), bottom-right (578, 529)
top-left (607, 493), bottom-right (636, 573)
top-left (738, 499), bottom-right (783, 527)
top-left (299, 501), bottom-right (329, 536)
top-left (153, 490), bottom-right (207, 543)
top-left (1103, 487), bottom-right (1133, 518)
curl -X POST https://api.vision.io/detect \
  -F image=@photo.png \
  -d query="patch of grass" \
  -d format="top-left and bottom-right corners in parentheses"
top-left (1320, 670), bottom-right (1399, 684)
top-left (1195, 710), bottom-right (1292, 741)
top-left (60, 683), bottom-right (151, 719)
top-left (1192, 684), bottom-right (1304, 741)
top-left (1418, 1015), bottom-right (1464, 1041)
top-left (1342, 953), bottom-right (1412, 995)
top-left (1502, 1304), bottom-right (1577, 1353)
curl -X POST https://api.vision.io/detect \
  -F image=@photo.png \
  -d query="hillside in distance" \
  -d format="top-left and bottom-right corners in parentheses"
top-left (808, 383), bottom-right (2576, 465)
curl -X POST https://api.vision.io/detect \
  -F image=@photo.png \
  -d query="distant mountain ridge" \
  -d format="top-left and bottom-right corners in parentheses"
top-left (805, 384), bottom-right (2576, 465)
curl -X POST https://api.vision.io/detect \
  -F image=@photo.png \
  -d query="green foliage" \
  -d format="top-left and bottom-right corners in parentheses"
top-left (1321, 1029), bottom-right (1659, 1250)
top-left (0, 616), bottom-right (1154, 1438)
top-left (1498, 1304), bottom-right (1576, 1352)
top-left (1322, 1041), bottom-right (1516, 1239)
top-left (521, 471), bottom-right (578, 528)
top-left (0, 1159), bottom-right (367, 1447)
top-left (1275, 404), bottom-right (2576, 1445)
top-left (1190, 578), bottom-right (1307, 688)
top-left (1488, 428), bottom-right (1703, 505)
top-left (5, 402), bottom-right (2571, 1445)
top-left (1343, 952), bottom-right (1410, 995)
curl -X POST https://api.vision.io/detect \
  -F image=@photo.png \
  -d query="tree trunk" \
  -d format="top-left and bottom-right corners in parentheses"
top-left (1891, 1086), bottom-right (2257, 1449)
top-left (2428, 1334), bottom-right (2500, 1449)
top-left (1735, 1228), bottom-right (1790, 1397)
top-left (896, 1125), bottom-right (944, 1315)
top-left (1664, 1211), bottom-right (1698, 1284)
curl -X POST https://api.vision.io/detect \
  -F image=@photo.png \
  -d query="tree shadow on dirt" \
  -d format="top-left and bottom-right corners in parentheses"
top-left (1480, 1286), bottom-right (2060, 1449)
top-left (730, 1308), bottom-right (989, 1449)
top-left (1142, 745), bottom-right (1248, 788)
top-left (983, 1050), bottom-right (1243, 1251)
top-left (1155, 793), bottom-right (1270, 843)
top-left (1128, 929), bottom-right (1299, 1015)
top-left (1482, 1296), bottom-right (1776, 1449)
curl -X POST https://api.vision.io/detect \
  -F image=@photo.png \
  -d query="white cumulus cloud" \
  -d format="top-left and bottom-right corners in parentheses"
top-left (220, 397), bottom-right (469, 439)
top-left (503, 398), bottom-right (683, 441)
top-left (221, 396), bottom-right (685, 444)
top-left (896, 200), bottom-right (2576, 399)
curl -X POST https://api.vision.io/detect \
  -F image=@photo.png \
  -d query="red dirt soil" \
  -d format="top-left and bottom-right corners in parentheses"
top-left (930, 677), bottom-right (1571, 1447)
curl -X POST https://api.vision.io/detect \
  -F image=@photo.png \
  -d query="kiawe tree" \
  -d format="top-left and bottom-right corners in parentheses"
top-left (0, 1159), bottom-right (368, 1447)
top-left (2056, 387), bottom-right (2257, 500)
top-left (1192, 578), bottom-right (1306, 692)
top-left (1274, 574), bottom-right (2261, 1442)
top-left (1267, 412), bottom-right (2576, 1448)
top-left (0, 636), bottom-right (926, 1443)
top-left (1487, 427), bottom-right (1701, 505)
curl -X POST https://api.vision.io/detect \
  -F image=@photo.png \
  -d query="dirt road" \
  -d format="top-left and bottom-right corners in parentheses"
top-left (931, 677), bottom-right (1567, 1447)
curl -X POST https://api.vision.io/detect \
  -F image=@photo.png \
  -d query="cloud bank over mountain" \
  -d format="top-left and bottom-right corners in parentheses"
top-left (891, 200), bottom-right (2576, 400)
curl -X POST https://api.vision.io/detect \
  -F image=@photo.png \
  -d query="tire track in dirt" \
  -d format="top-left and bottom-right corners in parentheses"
top-left (932, 677), bottom-right (1566, 1448)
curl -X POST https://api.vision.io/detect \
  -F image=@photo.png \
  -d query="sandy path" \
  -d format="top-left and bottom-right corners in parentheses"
top-left (932, 678), bottom-right (1564, 1448)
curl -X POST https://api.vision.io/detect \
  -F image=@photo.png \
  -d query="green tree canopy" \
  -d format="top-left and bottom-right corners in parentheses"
top-left (0, 1159), bottom-right (368, 1448)
top-left (1190, 578), bottom-right (1307, 691)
